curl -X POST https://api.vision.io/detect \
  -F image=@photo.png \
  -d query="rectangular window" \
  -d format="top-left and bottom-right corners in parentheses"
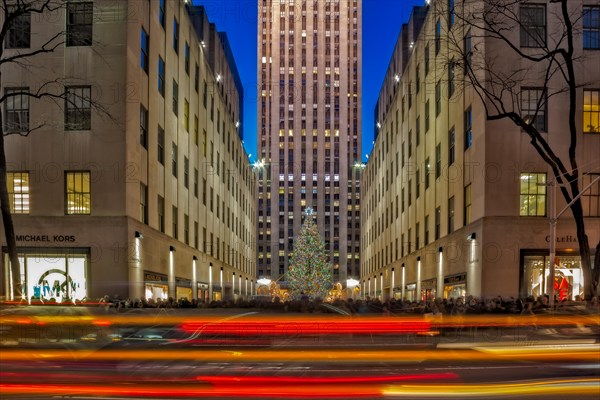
top-left (583, 89), bottom-right (600, 133)
top-left (435, 19), bottom-right (441, 54)
top-left (425, 100), bottom-right (430, 132)
top-left (202, 129), bottom-right (207, 156)
top-left (6, 11), bottom-right (30, 48)
top-left (194, 168), bottom-right (199, 197)
top-left (157, 125), bottom-right (165, 164)
top-left (173, 18), bottom-right (179, 53)
top-left (4, 88), bottom-right (29, 132)
top-left (194, 222), bottom-right (199, 249)
top-left (202, 227), bottom-right (207, 252)
top-left (435, 207), bottom-right (441, 240)
top-left (65, 171), bottom-right (91, 215)
top-left (141, 28), bottom-right (149, 73)
top-left (448, 63), bottom-right (455, 98)
top-left (435, 143), bottom-right (441, 179)
top-left (425, 157), bottom-right (430, 189)
top-left (448, 196), bottom-right (455, 234)
top-left (159, 0), bottom-right (165, 28)
top-left (172, 143), bottom-right (178, 177)
top-left (184, 99), bottom-right (189, 131)
top-left (583, 6), bottom-right (600, 49)
top-left (424, 215), bottom-right (429, 245)
top-left (158, 57), bottom-right (165, 96)
top-left (65, 86), bottom-right (91, 130)
top-left (172, 206), bottom-right (178, 239)
top-left (7, 172), bottom-right (29, 214)
top-left (582, 173), bottom-right (600, 217)
top-left (203, 81), bottom-right (208, 108)
top-left (158, 195), bottom-right (165, 233)
top-left (520, 173), bottom-right (547, 216)
top-left (184, 156), bottom-right (189, 188)
top-left (416, 169), bottom-right (420, 199)
top-left (185, 42), bottom-right (190, 74)
top-left (448, 127), bottom-right (455, 165)
top-left (140, 183), bottom-right (148, 224)
top-left (140, 105), bottom-right (148, 148)
top-left (448, 0), bottom-right (455, 28)
top-left (464, 30), bottom-right (472, 72)
top-left (521, 88), bottom-right (547, 131)
top-left (202, 178), bottom-right (207, 205)
top-left (465, 106), bottom-right (473, 149)
top-left (172, 80), bottom-right (178, 115)
top-left (520, 4), bottom-right (546, 48)
top-left (194, 115), bottom-right (199, 145)
top-left (425, 44), bottom-right (430, 75)
top-left (416, 65), bottom-right (420, 94)
top-left (464, 184), bottom-right (472, 225)
top-left (415, 222), bottom-right (420, 250)
top-left (195, 64), bottom-right (200, 92)
top-left (67, 2), bottom-right (93, 46)
top-left (435, 80), bottom-right (441, 116)
top-left (184, 214), bottom-right (189, 245)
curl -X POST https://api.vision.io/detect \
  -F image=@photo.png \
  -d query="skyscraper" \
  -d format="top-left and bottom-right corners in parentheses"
top-left (257, 0), bottom-right (362, 287)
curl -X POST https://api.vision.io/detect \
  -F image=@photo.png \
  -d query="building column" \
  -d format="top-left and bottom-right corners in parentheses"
top-left (401, 263), bottom-right (405, 300)
top-left (129, 232), bottom-right (144, 300)
top-left (437, 247), bottom-right (444, 300)
top-left (192, 256), bottom-right (198, 301)
top-left (416, 257), bottom-right (422, 302)
top-left (391, 267), bottom-right (395, 300)
top-left (208, 263), bottom-right (213, 302)
top-left (168, 246), bottom-right (176, 300)
top-left (467, 235), bottom-right (481, 298)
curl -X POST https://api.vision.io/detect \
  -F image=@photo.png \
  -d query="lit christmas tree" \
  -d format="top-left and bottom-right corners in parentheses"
top-left (287, 207), bottom-right (333, 300)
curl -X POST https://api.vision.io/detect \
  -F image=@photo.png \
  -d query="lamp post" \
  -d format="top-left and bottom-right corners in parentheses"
top-left (547, 175), bottom-right (599, 308)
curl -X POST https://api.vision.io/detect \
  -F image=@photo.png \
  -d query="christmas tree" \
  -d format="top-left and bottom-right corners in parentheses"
top-left (287, 208), bottom-right (333, 300)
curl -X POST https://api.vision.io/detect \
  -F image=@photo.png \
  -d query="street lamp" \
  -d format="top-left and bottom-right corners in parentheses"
top-left (547, 175), bottom-right (600, 307)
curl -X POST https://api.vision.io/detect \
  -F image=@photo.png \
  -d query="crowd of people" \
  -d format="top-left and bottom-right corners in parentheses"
top-left (90, 294), bottom-right (600, 315)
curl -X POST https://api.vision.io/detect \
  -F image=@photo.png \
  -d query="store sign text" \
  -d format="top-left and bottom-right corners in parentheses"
top-left (545, 235), bottom-right (578, 243)
top-left (16, 235), bottom-right (76, 243)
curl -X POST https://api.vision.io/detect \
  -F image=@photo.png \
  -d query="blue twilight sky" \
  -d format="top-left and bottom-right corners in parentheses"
top-left (198, 0), bottom-right (423, 162)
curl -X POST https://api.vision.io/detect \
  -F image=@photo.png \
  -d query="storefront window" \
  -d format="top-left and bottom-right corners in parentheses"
top-left (522, 254), bottom-right (583, 301)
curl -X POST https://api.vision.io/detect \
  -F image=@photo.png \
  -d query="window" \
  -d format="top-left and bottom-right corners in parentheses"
top-left (172, 80), bottom-right (178, 115)
top-left (520, 173), bottom-right (547, 216)
top-left (6, 11), bottom-right (30, 48)
top-left (521, 88), bottom-right (547, 131)
top-left (435, 207), bottom-right (441, 240)
top-left (520, 4), bottom-right (546, 48)
top-left (4, 88), bottom-right (29, 132)
top-left (416, 65), bottom-right (420, 94)
top-left (448, 196), bottom-right (455, 234)
top-left (448, 63), bottom-right (455, 98)
top-left (158, 195), bottom-right (165, 233)
top-left (425, 157), bottom-right (431, 189)
top-left (140, 183), bottom-right (148, 224)
top-left (195, 64), bottom-right (200, 92)
top-left (464, 184), bottom-right (472, 225)
top-left (65, 171), bottom-right (91, 215)
top-left (464, 30), bottom-right (472, 72)
top-left (425, 44), bottom-right (430, 75)
top-left (172, 143), bottom-right (178, 177)
top-left (202, 129), bottom-right (207, 156)
top-left (435, 143), bottom-right (441, 178)
top-left (435, 80), bottom-right (441, 116)
top-left (184, 99), bottom-right (189, 131)
top-left (185, 42), bottom-right (190, 74)
top-left (448, 0), bottom-right (455, 28)
top-left (140, 105), bottom-right (148, 148)
top-left (583, 6), bottom-right (600, 49)
top-left (194, 222), bottom-right (199, 249)
top-left (448, 127), bottom-right (455, 165)
top-left (184, 157), bottom-right (189, 188)
top-left (157, 125), bottom-right (165, 164)
top-left (184, 214), bottom-right (189, 245)
top-left (583, 89), bottom-right (600, 133)
top-left (7, 172), bottom-right (29, 214)
top-left (172, 206), bottom-right (178, 239)
top-left (67, 2), bottom-right (93, 46)
top-left (194, 168), bottom-right (199, 197)
top-left (202, 178), bottom-right (207, 205)
top-left (425, 100), bottom-right (430, 132)
top-left (424, 215), bottom-right (429, 244)
top-left (435, 19), bottom-right (441, 54)
top-left (203, 80), bottom-right (207, 108)
top-left (464, 106), bottom-right (473, 149)
top-left (194, 115), bottom-right (199, 145)
top-left (173, 18), bottom-right (179, 53)
top-left (159, 0), bottom-right (165, 28)
top-left (158, 57), bottom-right (165, 96)
top-left (65, 86), bottom-right (91, 130)
top-left (141, 28), bottom-right (149, 72)
top-left (581, 173), bottom-right (600, 217)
